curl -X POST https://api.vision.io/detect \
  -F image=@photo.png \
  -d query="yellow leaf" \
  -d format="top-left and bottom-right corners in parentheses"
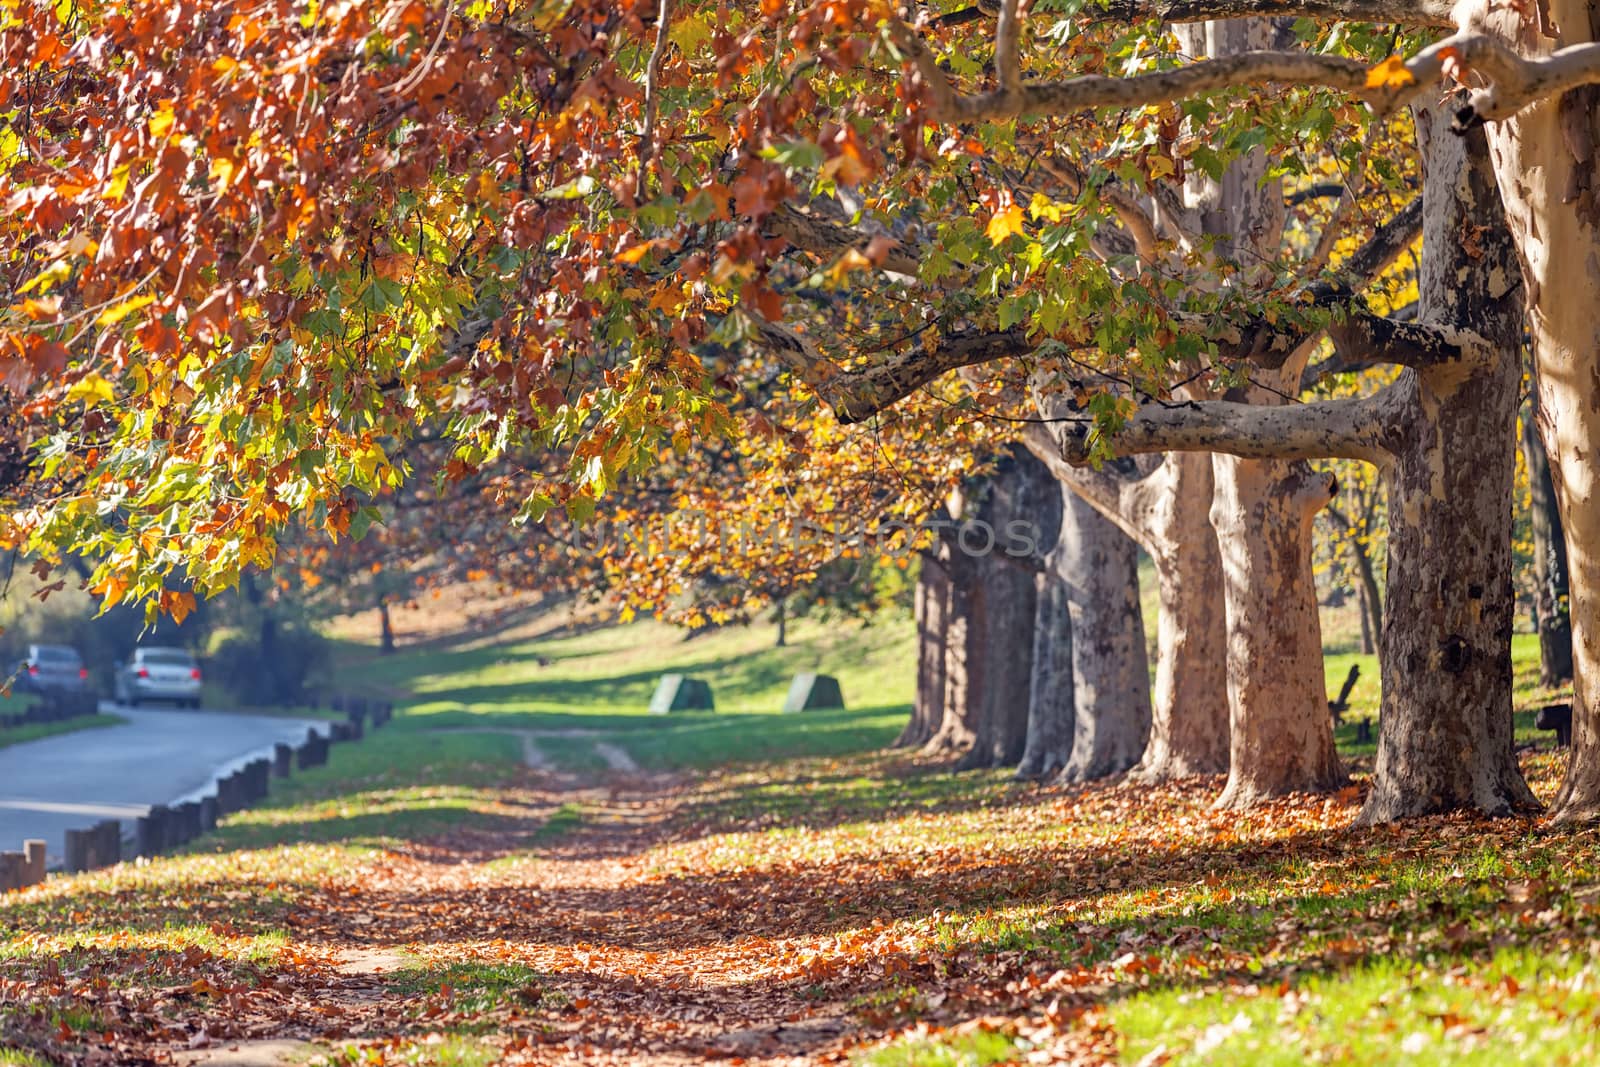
top-left (826, 247), bottom-right (873, 284)
top-left (95, 292), bottom-right (156, 326)
top-left (66, 372), bottom-right (115, 409)
top-left (17, 259), bottom-right (72, 294)
top-left (1028, 192), bottom-right (1063, 223)
top-left (149, 102), bottom-right (176, 139)
top-left (1147, 154), bottom-right (1176, 180)
top-left (1365, 54), bottom-right (1414, 90)
top-left (101, 164), bottom-right (131, 202)
top-left (985, 204), bottom-right (1026, 245)
top-left (210, 157), bottom-right (238, 191)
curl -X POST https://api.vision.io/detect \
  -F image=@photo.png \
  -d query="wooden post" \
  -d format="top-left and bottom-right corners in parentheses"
top-left (136, 807), bottom-right (166, 858)
top-left (24, 840), bottom-right (46, 886)
top-left (64, 829), bottom-right (91, 873)
top-left (0, 852), bottom-right (23, 892)
top-left (91, 820), bottom-right (121, 868)
top-left (273, 743), bottom-right (292, 778)
top-left (199, 796), bottom-right (218, 831)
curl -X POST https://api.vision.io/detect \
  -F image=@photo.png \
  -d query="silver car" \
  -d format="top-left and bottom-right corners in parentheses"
top-left (16, 644), bottom-right (91, 696)
top-left (115, 647), bottom-right (203, 708)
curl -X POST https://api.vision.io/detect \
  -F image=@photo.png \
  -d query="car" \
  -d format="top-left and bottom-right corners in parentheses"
top-left (114, 647), bottom-right (203, 708)
top-left (15, 644), bottom-right (91, 696)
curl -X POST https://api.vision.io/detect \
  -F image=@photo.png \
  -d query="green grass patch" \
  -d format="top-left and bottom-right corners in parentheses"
top-left (0, 712), bottom-right (124, 750)
top-left (1113, 947), bottom-right (1600, 1065)
top-left (196, 730), bottom-right (529, 852)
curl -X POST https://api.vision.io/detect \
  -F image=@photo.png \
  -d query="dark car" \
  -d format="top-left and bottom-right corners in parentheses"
top-left (15, 644), bottom-right (91, 696)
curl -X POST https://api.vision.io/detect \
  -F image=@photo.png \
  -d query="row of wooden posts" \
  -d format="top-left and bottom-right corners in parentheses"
top-left (0, 696), bottom-right (395, 893)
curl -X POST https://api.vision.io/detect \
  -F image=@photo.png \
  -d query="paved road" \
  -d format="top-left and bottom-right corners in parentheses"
top-left (0, 705), bottom-right (327, 864)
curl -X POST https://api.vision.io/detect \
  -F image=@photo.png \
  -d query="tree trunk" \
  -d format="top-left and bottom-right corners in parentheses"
top-left (1022, 443), bottom-right (1232, 781)
top-left (1521, 388), bottom-right (1573, 685)
top-left (925, 448), bottom-right (1050, 768)
top-left (1358, 100), bottom-right (1538, 822)
top-left (956, 451), bottom-right (1052, 770)
top-left (1352, 542), bottom-right (1382, 656)
top-left (1130, 452), bottom-right (1232, 781)
top-left (897, 551), bottom-right (951, 748)
top-left (1476, 0), bottom-right (1600, 819)
top-left (1211, 452), bottom-right (1346, 809)
top-left (1056, 488), bottom-right (1151, 782)
top-left (774, 598), bottom-right (788, 648)
top-left (379, 596), bottom-right (396, 655)
top-left (1017, 567), bottom-right (1074, 779)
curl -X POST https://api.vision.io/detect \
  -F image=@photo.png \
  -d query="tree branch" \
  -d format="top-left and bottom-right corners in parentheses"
top-left (995, 0), bottom-right (1023, 94)
top-left (752, 319), bottom-right (1032, 424)
top-left (765, 204), bottom-right (923, 278)
top-left (934, 1), bottom-right (1456, 29)
top-left (900, 18), bottom-right (1600, 129)
top-left (1044, 391), bottom-right (1398, 466)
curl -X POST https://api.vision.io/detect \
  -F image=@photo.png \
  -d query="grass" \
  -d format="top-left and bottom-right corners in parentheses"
top-left (0, 711), bottom-right (123, 750)
top-left (1, 593), bottom-right (1591, 1066)
top-left (325, 611), bottom-right (916, 771)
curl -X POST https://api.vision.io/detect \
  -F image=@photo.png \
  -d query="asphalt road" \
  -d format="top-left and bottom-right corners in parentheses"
top-left (0, 705), bottom-right (327, 865)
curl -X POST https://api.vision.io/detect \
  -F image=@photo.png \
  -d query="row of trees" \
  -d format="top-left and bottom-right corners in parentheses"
top-left (5, 1), bottom-right (1600, 821)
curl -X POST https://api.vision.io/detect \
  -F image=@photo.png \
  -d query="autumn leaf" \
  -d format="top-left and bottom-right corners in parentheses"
top-left (1365, 54), bottom-right (1414, 90)
top-left (986, 205), bottom-right (1027, 245)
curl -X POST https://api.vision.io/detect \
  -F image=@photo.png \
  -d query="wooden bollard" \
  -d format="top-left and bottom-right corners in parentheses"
top-left (346, 709), bottom-right (365, 740)
top-left (273, 743), bottom-right (293, 778)
top-left (0, 851), bottom-right (24, 891)
top-left (90, 820), bottom-right (121, 868)
top-left (177, 801), bottom-right (201, 841)
top-left (24, 840), bottom-right (45, 886)
top-left (199, 795), bottom-right (218, 831)
top-left (64, 829), bottom-right (92, 873)
top-left (330, 722), bottom-right (352, 743)
top-left (136, 807), bottom-right (167, 858)
top-left (251, 758), bottom-right (271, 799)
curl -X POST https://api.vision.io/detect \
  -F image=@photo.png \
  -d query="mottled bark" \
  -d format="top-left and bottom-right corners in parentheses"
top-left (1521, 387), bottom-right (1574, 685)
top-left (1056, 489), bottom-right (1152, 782)
top-left (1017, 569), bottom-right (1074, 778)
top-left (1190, 17), bottom-right (1343, 809)
top-left (1128, 454), bottom-right (1231, 780)
top-left (1024, 441), bottom-right (1232, 781)
top-left (1211, 454), bottom-right (1346, 808)
top-left (1359, 101), bottom-right (1537, 822)
top-left (1474, 0), bottom-right (1600, 820)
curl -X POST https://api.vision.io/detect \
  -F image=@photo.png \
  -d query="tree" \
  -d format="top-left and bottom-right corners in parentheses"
top-left (1520, 383), bottom-right (1574, 687)
top-left (13, 0), bottom-right (1600, 814)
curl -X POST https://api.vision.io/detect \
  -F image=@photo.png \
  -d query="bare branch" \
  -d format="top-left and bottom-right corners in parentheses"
top-left (901, 17), bottom-right (1600, 130)
top-left (753, 319), bottom-right (1032, 424)
top-left (995, 0), bottom-right (1023, 93)
top-left (765, 204), bottom-right (923, 278)
top-left (1044, 391), bottom-right (1398, 466)
top-left (935, 1), bottom-right (1456, 29)
top-left (1146, 0), bottom-right (1455, 27)
top-left (1325, 314), bottom-right (1475, 370)
top-left (1202, 196), bottom-right (1423, 370)
top-left (639, 0), bottom-right (673, 173)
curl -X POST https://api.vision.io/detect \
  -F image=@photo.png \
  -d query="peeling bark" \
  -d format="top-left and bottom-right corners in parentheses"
top-left (1017, 569), bottom-right (1074, 779)
top-left (1055, 488), bottom-right (1152, 783)
top-left (1127, 454), bottom-right (1231, 780)
top-left (1211, 453), bottom-right (1346, 808)
top-left (1358, 101), bottom-right (1537, 823)
top-left (1473, 0), bottom-right (1600, 820)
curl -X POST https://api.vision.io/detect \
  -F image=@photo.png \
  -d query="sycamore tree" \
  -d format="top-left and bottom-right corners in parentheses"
top-left (10, 0), bottom-right (1600, 816)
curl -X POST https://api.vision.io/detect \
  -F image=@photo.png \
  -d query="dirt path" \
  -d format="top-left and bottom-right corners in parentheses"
top-left (429, 727), bottom-right (642, 773)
